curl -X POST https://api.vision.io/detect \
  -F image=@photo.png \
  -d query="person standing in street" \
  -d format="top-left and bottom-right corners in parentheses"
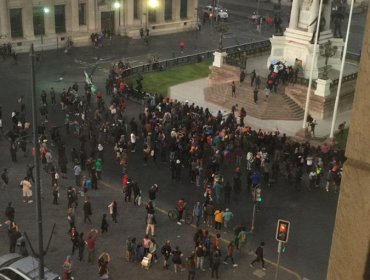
top-left (193, 201), bottom-right (203, 227)
top-left (148, 184), bottom-right (159, 207)
top-left (145, 211), bottom-right (156, 237)
top-left (161, 240), bottom-right (172, 269)
top-left (87, 229), bottom-right (99, 263)
top-left (186, 252), bottom-right (196, 280)
top-left (253, 88), bottom-right (259, 104)
top-left (52, 184), bottom-right (59, 205)
top-left (223, 241), bottom-right (238, 267)
top-left (108, 201), bottom-right (118, 223)
top-left (1, 168), bottom-right (9, 185)
top-left (101, 214), bottom-right (109, 234)
top-left (83, 198), bottom-right (92, 224)
top-left (250, 69), bottom-right (256, 87)
top-left (20, 177), bottom-right (32, 203)
top-left (77, 232), bottom-right (86, 261)
top-left (211, 249), bottom-right (221, 279)
top-left (73, 162), bottom-right (82, 187)
top-left (223, 208), bottom-right (234, 230)
top-left (231, 81), bottom-right (236, 97)
top-left (5, 202), bottom-right (15, 222)
top-left (98, 252), bottom-right (111, 279)
top-left (250, 242), bottom-right (266, 270)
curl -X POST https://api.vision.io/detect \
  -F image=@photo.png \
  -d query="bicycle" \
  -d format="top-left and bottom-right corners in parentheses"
top-left (168, 209), bottom-right (193, 225)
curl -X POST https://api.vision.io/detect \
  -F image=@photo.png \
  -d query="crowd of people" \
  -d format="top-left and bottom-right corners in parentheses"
top-left (0, 52), bottom-right (346, 279)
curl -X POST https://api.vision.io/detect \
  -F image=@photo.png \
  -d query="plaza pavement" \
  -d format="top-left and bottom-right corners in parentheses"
top-left (169, 54), bottom-right (357, 139)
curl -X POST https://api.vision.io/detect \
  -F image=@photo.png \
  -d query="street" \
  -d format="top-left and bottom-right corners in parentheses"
top-left (0, 1), bottom-right (367, 279)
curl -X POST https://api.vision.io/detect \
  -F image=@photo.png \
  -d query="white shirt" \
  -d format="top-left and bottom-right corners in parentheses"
top-left (130, 133), bottom-right (136, 144)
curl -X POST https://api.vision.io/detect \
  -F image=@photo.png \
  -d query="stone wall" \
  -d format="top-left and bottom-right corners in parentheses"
top-left (326, 6), bottom-right (370, 280)
top-left (284, 81), bottom-right (355, 120)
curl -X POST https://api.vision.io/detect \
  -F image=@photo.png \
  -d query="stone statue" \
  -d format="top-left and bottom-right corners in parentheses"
top-left (331, 0), bottom-right (345, 38)
top-left (302, 0), bottom-right (314, 11)
top-left (308, 14), bottom-right (326, 44)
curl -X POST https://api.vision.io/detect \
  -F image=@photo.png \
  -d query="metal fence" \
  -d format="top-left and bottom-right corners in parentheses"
top-left (122, 39), bottom-right (360, 91)
top-left (331, 72), bottom-right (358, 88)
top-left (122, 40), bottom-right (272, 77)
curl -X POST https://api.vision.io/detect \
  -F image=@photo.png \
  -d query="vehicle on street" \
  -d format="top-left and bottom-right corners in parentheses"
top-left (203, 5), bottom-right (229, 20)
top-left (0, 253), bottom-right (60, 280)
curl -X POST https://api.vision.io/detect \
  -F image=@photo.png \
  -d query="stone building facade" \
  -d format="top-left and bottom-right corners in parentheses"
top-left (0, 0), bottom-right (198, 52)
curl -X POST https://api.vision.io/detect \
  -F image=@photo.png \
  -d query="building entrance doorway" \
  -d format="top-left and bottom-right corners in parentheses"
top-left (101, 11), bottom-right (115, 35)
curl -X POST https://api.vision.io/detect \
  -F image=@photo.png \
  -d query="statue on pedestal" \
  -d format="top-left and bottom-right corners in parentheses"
top-left (308, 13), bottom-right (326, 44)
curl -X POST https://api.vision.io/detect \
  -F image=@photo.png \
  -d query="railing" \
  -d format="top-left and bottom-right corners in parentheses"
top-left (121, 39), bottom-right (360, 90)
top-left (122, 40), bottom-right (272, 77)
top-left (331, 72), bottom-right (358, 88)
top-left (225, 40), bottom-right (271, 67)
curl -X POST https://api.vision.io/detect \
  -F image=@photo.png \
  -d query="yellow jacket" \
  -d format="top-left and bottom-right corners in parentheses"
top-left (214, 210), bottom-right (224, 223)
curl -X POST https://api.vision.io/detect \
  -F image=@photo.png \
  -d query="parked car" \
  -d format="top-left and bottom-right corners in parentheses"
top-left (203, 5), bottom-right (229, 20)
top-left (0, 253), bottom-right (60, 280)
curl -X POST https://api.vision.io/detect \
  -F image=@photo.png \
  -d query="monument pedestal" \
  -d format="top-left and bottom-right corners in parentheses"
top-left (315, 79), bottom-right (332, 97)
top-left (213, 51), bottom-right (227, 68)
top-left (294, 127), bottom-right (311, 142)
top-left (268, 28), bottom-right (344, 79)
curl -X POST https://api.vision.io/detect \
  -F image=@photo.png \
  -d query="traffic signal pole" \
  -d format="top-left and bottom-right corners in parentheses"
top-left (275, 241), bottom-right (282, 280)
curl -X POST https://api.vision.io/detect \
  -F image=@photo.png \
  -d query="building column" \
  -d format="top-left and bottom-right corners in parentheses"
top-left (289, 0), bottom-right (300, 29)
top-left (172, 0), bottom-right (180, 21)
top-left (187, 0), bottom-right (195, 20)
top-left (44, 4), bottom-right (56, 36)
top-left (326, 8), bottom-right (370, 280)
top-left (126, 0), bottom-right (134, 26)
top-left (23, 0), bottom-right (34, 39)
top-left (88, 0), bottom-right (97, 32)
top-left (142, 0), bottom-right (148, 28)
top-left (156, 0), bottom-right (165, 23)
top-left (119, 0), bottom-right (124, 32)
top-left (0, 0), bottom-right (9, 37)
top-left (71, 0), bottom-right (79, 32)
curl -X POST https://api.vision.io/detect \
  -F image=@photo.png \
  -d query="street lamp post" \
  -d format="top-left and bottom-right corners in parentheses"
top-left (40, 7), bottom-right (49, 47)
top-left (113, 1), bottom-right (121, 35)
top-left (30, 43), bottom-right (45, 280)
top-left (146, 0), bottom-right (159, 32)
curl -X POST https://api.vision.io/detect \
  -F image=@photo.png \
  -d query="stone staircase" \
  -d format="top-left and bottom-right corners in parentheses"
top-left (204, 81), bottom-right (304, 120)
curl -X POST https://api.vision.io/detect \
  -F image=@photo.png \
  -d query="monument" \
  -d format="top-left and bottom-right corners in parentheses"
top-left (268, 0), bottom-right (344, 79)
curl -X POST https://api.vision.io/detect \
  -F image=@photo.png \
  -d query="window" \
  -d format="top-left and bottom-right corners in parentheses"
top-left (164, 0), bottom-right (172, 21)
top-left (134, 0), bottom-right (139, 19)
top-left (33, 7), bottom-right (45, 35)
top-left (0, 269), bottom-right (25, 280)
top-left (180, 0), bottom-right (187, 19)
top-left (55, 5), bottom-right (66, 33)
top-left (79, 3), bottom-right (86, 25)
top-left (10, 8), bottom-right (23, 38)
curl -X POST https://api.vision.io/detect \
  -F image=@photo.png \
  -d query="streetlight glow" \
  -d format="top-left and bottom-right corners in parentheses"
top-left (113, 1), bottom-right (121, 9)
top-left (43, 7), bottom-right (50, 14)
top-left (148, 0), bottom-right (159, 9)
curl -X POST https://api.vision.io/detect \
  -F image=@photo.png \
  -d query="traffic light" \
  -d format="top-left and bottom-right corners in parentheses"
top-left (255, 187), bottom-right (262, 202)
top-left (275, 219), bottom-right (290, 243)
